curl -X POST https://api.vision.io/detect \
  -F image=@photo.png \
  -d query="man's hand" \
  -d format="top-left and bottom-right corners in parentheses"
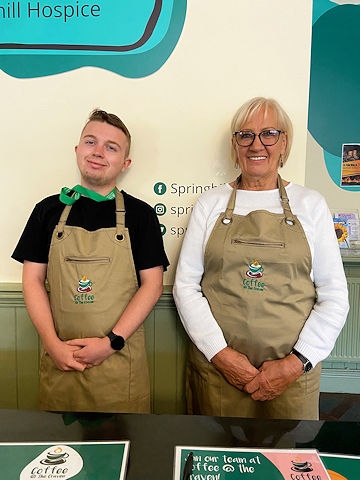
top-left (211, 347), bottom-right (259, 391)
top-left (66, 337), bottom-right (114, 368)
top-left (46, 340), bottom-right (87, 372)
top-left (244, 354), bottom-right (304, 401)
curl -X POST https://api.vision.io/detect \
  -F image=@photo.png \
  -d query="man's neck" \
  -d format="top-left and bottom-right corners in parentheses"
top-left (81, 182), bottom-right (117, 197)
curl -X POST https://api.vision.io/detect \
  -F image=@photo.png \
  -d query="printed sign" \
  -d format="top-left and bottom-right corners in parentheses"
top-left (0, 441), bottom-right (129, 479)
top-left (173, 447), bottom-right (331, 480)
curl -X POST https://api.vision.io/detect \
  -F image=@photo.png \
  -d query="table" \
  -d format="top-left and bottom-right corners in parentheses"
top-left (0, 410), bottom-right (359, 479)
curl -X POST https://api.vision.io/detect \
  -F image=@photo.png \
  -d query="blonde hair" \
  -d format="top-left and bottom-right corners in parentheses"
top-left (230, 97), bottom-right (293, 166)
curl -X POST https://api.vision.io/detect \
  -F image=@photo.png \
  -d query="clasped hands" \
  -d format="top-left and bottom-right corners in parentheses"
top-left (48, 336), bottom-right (114, 372)
top-left (211, 346), bottom-right (304, 401)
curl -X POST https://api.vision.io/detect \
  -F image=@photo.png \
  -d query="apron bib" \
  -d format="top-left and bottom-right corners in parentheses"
top-left (40, 189), bottom-right (150, 412)
top-left (187, 175), bottom-right (320, 418)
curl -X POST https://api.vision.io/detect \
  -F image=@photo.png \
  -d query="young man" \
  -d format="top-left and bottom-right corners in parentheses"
top-left (12, 109), bottom-right (169, 412)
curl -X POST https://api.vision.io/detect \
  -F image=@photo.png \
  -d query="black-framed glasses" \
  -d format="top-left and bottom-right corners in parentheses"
top-left (233, 129), bottom-right (283, 147)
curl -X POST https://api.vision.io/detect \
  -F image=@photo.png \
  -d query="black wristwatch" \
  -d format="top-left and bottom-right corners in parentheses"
top-left (107, 331), bottom-right (125, 351)
top-left (291, 349), bottom-right (313, 373)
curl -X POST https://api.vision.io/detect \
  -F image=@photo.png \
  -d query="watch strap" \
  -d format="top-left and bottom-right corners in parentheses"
top-left (291, 349), bottom-right (313, 373)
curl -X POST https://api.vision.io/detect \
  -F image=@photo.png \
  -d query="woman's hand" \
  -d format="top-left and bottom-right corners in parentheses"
top-left (243, 354), bottom-right (304, 401)
top-left (211, 346), bottom-right (259, 390)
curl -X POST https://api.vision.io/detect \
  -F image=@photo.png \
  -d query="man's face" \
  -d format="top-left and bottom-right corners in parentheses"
top-left (75, 120), bottom-right (131, 193)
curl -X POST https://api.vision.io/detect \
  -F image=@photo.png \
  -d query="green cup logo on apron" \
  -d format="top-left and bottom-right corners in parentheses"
top-left (74, 275), bottom-right (94, 304)
top-left (243, 259), bottom-right (265, 291)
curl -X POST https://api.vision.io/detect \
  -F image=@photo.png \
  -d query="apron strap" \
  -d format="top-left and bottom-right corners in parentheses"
top-left (221, 174), bottom-right (296, 225)
top-left (277, 174), bottom-right (296, 225)
top-left (115, 188), bottom-right (126, 240)
top-left (221, 177), bottom-right (240, 224)
top-left (56, 205), bottom-right (72, 238)
top-left (56, 188), bottom-right (126, 239)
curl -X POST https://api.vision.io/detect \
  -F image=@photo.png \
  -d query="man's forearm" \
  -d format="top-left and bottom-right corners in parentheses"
top-left (22, 262), bottom-right (60, 352)
top-left (112, 283), bottom-right (163, 339)
top-left (112, 266), bottom-right (163, 340)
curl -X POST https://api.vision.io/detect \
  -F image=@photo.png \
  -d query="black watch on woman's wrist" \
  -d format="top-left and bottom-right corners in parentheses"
top-left (290, 349), bottom-right (313, 373)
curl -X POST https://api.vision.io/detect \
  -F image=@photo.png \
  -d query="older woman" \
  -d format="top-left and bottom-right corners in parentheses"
top-left (173, 97), bottom-right (349, 420)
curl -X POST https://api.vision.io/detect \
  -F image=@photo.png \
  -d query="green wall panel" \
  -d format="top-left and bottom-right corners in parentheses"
top-left (1, 268), bottom-right (360, 410)
top-left (0, 307), bottom-right (17, 408)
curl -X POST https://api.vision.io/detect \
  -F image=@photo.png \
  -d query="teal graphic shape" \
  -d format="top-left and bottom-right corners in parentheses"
top-left (321, 455), bottom-right (360, 480)
top-left (0, 0), bottom-right (187, 78)
top-left (308, 2), bottom-right (360, 191)
top-left (323, 150), bottom-right (342, 189)
top-left (311, 0), bottom-right (337, 23)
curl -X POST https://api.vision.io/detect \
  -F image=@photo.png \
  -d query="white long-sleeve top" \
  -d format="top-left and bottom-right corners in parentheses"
top-left (173, 181), bottom-right (349, 368)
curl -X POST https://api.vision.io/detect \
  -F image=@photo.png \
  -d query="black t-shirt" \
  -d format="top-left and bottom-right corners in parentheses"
top-left (12, 190), bottom-right (169, 276)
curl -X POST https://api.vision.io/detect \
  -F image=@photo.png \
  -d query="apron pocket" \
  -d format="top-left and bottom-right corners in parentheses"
top-left (231, 239), bottom-right (285, 248)
top-left (64, 256), bottom-right (110, 264)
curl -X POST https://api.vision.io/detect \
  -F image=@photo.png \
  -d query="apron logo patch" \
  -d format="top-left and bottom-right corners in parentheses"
top-left (77, 275), bottom-right (92, 293)
top-left (243, 260), bottom-right (265, 291)
top-left (246, 260), bottom-right (263, 278)
top-left (74, 276), bottom-right (95, 304)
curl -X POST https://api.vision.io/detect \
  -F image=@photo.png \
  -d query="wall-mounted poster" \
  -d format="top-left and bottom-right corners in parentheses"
top-left (341, 144), bottom-right (360, 186)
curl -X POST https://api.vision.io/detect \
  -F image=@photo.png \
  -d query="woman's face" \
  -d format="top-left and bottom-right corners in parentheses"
top-left (233, 106), bottom-right (287, 184)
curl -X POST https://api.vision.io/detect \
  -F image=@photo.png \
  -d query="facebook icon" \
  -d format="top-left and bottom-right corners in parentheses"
top-left (154, 182), bottom-right (167, 195)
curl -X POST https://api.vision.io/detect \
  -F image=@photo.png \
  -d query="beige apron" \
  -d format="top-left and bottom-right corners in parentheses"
top-left (187, 175), bottom-right (321, 419)
top-left (40, 189), bottom-right (150, 412)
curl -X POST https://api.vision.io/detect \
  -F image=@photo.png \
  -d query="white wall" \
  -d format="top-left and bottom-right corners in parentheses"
top-left (1, 0), bottom-right (313, 285)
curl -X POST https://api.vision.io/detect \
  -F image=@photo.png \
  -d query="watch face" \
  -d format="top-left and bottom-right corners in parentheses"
top-left (109, 333), bottom-right (125, 351)
top-left (304, 362), bottom-right (313, 373)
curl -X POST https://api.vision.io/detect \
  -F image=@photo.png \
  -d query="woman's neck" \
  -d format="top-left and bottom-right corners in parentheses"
top-left (232, 173), bottom-right (288, 191)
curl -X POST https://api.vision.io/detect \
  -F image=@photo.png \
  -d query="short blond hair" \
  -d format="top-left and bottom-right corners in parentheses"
top-left (231, 97), bottom-right (293, 166)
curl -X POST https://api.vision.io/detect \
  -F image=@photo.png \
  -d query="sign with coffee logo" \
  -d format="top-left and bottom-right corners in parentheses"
top-left (174, 447), bottom-right (335, 480)
top-left (0, 441), bottom-right (129, 479)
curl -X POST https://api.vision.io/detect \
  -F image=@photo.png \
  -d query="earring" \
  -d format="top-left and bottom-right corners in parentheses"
top-left (279, 155), bottom-right (284, 168)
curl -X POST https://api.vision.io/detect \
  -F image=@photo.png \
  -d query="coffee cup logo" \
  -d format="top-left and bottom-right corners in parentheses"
top-left (246, 260), bottom-right (264, 278)
top-left (291, 459), bottom-right (313, 472)
top-left (41, 447), bottom-right (69, 465)
top-left (77, 275), bottom-right (92, 293)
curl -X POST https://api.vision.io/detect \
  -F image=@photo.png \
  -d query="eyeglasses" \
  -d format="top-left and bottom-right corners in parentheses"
top-left (233, 129), bottom-right (283, 147)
